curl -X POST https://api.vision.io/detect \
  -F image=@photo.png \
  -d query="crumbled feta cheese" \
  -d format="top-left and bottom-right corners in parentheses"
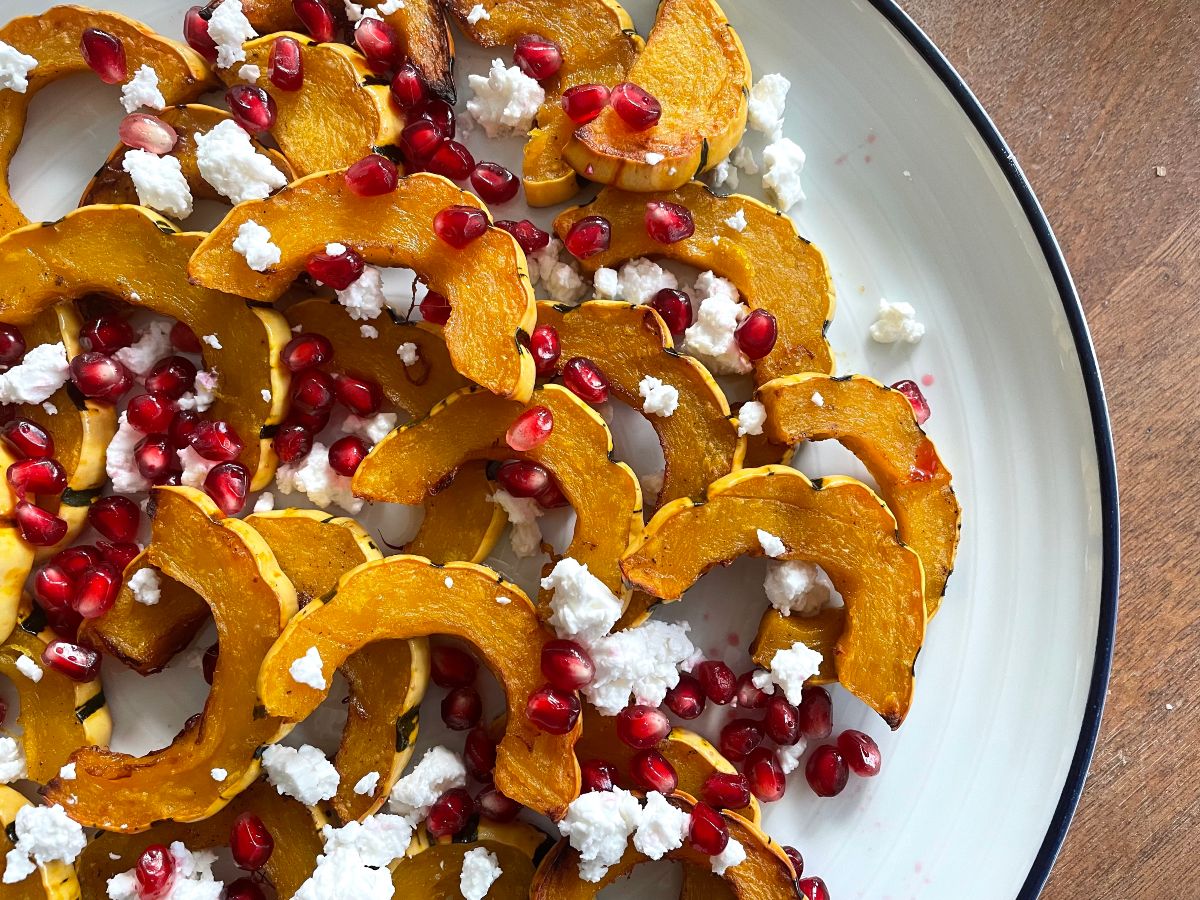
top-left (57, 763), bottom-right (75, 781)
top-left (388, 746), bottom-right (466, 825)
top-left (359, 324), bottom-right (378, 339)
top-left (444, 576), bottom-right (454, 588)
top-left (238, 63), bottom-right (261, 82)
top-left (811, 391), bottom-right (825, 407)
top-left (559, 787), bottom-right (642, 883)
top-left (725, 209), bottom-right (748, 232)
top-left (747, 73), bottom-right (790, 138)
top-left (289, 646), bottom-right (327, 690)
top-left (106, 413), bottom-right (152, 494)
top-left (336, 265), bottom-right (387, 321)
top-left (378, 0), bottom-right (405, 12)
top-left (495, 595), bottom-right (511, 605)
top-left (176, 370), bottom-right (218, 413)
top-left (639, 470), bottom-right (664, 501)
top-left (344, 0), bottom-right (366, 21)
top-left (466, 58), bottom-right (544, 138)
top-left (710, 837), bottom-right (746, 876)
top-left (683, 273), bottom-right (750, 374)
top-left (757, 529), bottom-right (786, 558)
top-left (737, 400), bottom-right (766, 436)
top-left (592, 267), bottom-right (619, 300)
top-left (201, 334), bottom-right (222, 350)
top-left (353, 771), bottom-right (380, 796)
top-left (0, 42), bottom-right (38, 94)
top-left (121, 150), bottom-right (193, 219)
top-left (489, 488), bottom-right (543, 557)
top-left (294, 816), bottom-right (411, 900)
top-left (765, 561), bottom-right (834, 617)
top-left (762, 138), bottom-right (806, 212)
top-left (177, 445), bottom-right (216, 489)
top-left (41, 402), bottom-right (56, 415)
top-left (343, 412), bottom-right (397, 444)
top-left (632, 792), bottom-right (688, 860)
top-left (639, 375), bottom-right (679, 417)
top-left (460, 847), bottom-right (502, 900)
top-left (261, 744), bottom-right (339, 805)
top-left (527, 239), bottom-right (586, 305)
top-left (128, 568), bottom-right (161, 606)
top-left (645, 152), bottom-right (665, 165)
top-left (584, 620), bottom-right (695, 715)
top-left (0, 342), bottom-right (68, 404)
top-left (869, 298), bottom-right (925, 344)
top-left (275, 442), bottom-right (363, 513)
top-left (321, 815), bottom-right (412, 868)
top-left (326, 242), bottom-right (348, 255)
top-left (15, 655), bottom-right (40, 683)
top-left (542, 558), bottom-right (622, 645)
top-left (107, 841), bottom-right (222, 899)
top-left (466, 3), bottom-right (490, 24)
top-left (120, 65), bottom-right (165, 114)
top-left (593, 258), bottom-right (678, 305)
top-left (777, 740), bottom-right (806, 775)
top-left (0, 738), bottom-right (26, 784)
top-left (252, 492), bottom-right (275, 513)
top-left (261, 388), bottom-right (272, 403)
top-left (397, 342), bottom-right (419, 365)
top-left (709, 159), bottom-right (737, 191)
top-left (207, 0), bottom-right (257, 69)
top-left (194, 119), bottom-right (287, 204)
top-left (114, 321), bottom-right (172, 376)
top-left (732, 145), bottom-right (759, 175)
top-left (752, 641), bottom-right (823, 705)
top-left (2, 804), bottom-right (86, 885)
top-left (232, 220), bottom-right (281, 272)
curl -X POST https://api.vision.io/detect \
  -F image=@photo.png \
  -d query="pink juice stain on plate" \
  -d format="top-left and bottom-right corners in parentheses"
top-left (921, 373), bottom-right (934, 386)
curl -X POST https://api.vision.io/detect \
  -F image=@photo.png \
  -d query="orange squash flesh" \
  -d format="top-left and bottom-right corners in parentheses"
top-left (403, 462), bottom-right (507, 565)
top-left (759, 373), bottom-right (961, 614)
top-left (563, 0), bottom-right (750, 192)
top-left (0, 786), bottom-right (81, 899)
top-left (392, 840), bottom-right (537, 898)
top-left (188, 171), bottom-right (538, 401)
top-left (555, 183), bottom-right (836, 381)
top-left (751, 606), bottom-right (842, 686)
top-left (258, 555), bottom-right (582, 820)
top-left (621, 466), bottom-right (926, 729)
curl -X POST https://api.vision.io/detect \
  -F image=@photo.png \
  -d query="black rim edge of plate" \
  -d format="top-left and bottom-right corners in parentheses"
top-left (865, 2), bottom-right (1121, 897)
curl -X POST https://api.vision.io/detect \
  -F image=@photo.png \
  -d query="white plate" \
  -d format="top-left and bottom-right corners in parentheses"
top-left (3, 1), bottom-right (1118, 897)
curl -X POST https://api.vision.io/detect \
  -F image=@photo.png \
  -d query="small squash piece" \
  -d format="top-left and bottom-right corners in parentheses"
top-left (751, 606), bottom-right (842, 687)
top-left (621, 466), bottom-right (926, 729)
top-left (403, 462), bottom-right (506, 565)
top-left (189, 171), bottom-right (537, 401)
top-left (444, 0), bottom-right (641, 206)
top-left (353, 384), bottom-right (642, 599)
top-left (258, 555), bottom-right (582, 820)
top-left (0, 6), bottom-right (214, 237)
top-left (563, 0), bottom-right (750, 192)
top-left (398, 820), bottom-right (549, 897)
top-left (555, 184), bottom-right (835, 381)
top-left (759, 374), bottom-right (961, 614)
top-left (0, 205), bottom-right (291, 488)
top-left (0, 787), bottom-right (81, 900)
top-left (43, 487), bottom-right (297, 830)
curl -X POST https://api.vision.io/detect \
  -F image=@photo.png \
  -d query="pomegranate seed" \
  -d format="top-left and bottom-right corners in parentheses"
top-left (96, 541), bottom-right (139, 570)
top-left (910, 438), bottom-right (939, 483)
top-left (513, 34), bottom-right (563, 80)
top-left (805, 744), bottom-right (848, 797)
top-left (189, 420), bottom-right (243, 462)
top-left (80, 315), bottom-right (134, 354)
top-left (718, 719), bottom-right (763, 763)
top-left (529, 324), bottom-right (560, 376)
top-left (441, 685), bottom-right (483, 731)
top-left (561, 84), bottom-right (610, 124)
top-left (431, 645), bottom-right (477, 688)
top-left (88, 496), bottom-right (141, 542)
top-left (564, 216), bottom-right (611, 259)
top-left (7, 459), bottom-right (66, 496)
top-left (0, 324), bottom-right (25, 368)
top-left (782, 846), bottom-right (804, 878)
top-left (45, 609), bottom-right (83, 641)
top-left (580, 758), bottom-right (618, 793)
top-left (695, 660), bottom-right (736, 704)
top-left (80, 28), bottom-right (127, 84)
top-left (744, 747), bottom-right (786, 802)
top-left (764, 695), bottom-right (801, 746)
top-left (797, 877), bottom-right (830, 900)
top-left (328, 435), bottom-right (369, 476)
top-left (169, 410), bottom-right (199, 449)
top-left (645, 201), bottom-right (695, 244)
top-left (1, 419), bottom-right (53, 458)
top-left (463, 727), bottom-right (497, 780)
top-left (134, 844), bottom-right (174, 900)
top-left (268, 36), bottom-right (304, 91)
top-left (470, 162), bottom-right (519, 203)
top-left (74, 562), bottom-right (121, 618)
top-left (797, 686), bottom-right (833, 739)
top-left (616, 704), bottom-right (670, 749)
top-left (333, 373), bottom-right (383, 416)
top-left (631, 749), bottom-right (677, 794)
top-left (290, 369), bottom-right (335, 412)
top-left (419, 290), bottom-right (452, 325)
top-left (170, 321), bottom-right (201, 353)
top-left (534, 479), bottom-right (568, 509)
top-left (495, 219), bottom-right (549, 255)
top-left (345, 154), bottom-right (398, 196)
top-left (687, 802), bottom-right (729, 856)
top-left (390, 61), bottom-right (427, 108)
top-left (226, 85), bottom-right (277, 133)
top-left (427, 788), bottom-right (475, 838)
top-left (735, 310), bottom-right (778, 360)
top-left (664, 673), bottom-right (706, 720)
top-left (735, 670), bottom-right (769, 709)
top-left (611, 82), bottom-right (661, 130)
top-left (70, 353), bottom-right (132, 403)
top-left (53, 546), bottom-right (102, 578)
top-left (355, 17), bottom-right (400, 70)
top-left (649, 289), bottom-right (693, 335)
top-left (280, 333), bottom-right (333, 372)
top-left (225, 879), bottom-right (266, 900)
top-left (306, 246), bottom-right (364, 290)
top-left (494, 460), bottom-right (551, 499)
top-left (837, 729), bottom-right (882, 777)
top-left (891, 379), bottom-right (931, 424)
top-left (701, 772), bottom-right (751, 810)
top-left (540, 639), bottom-right (594, 691)
top-left (202, 642), bottom-right (218, 685)
top-left (144, 356), bottom-right (197, 400)
top-left (400, 119), bottom-right (443, 161)
top-left (413, 98), bottom-right (456, 138)
top-left (118, 113), bottom-right (179, 155)
top-left (561, 357), bottom-right (609, 404)
top-left (434, 205), bottom-right (488, 248)
top-left (183, 6), bottom-right (218, 62)
top-left (506, 406), bottom-right (553, 452)
top-left (134, 434), bottom-right (176, 482)
top-left (204, 461), bottom-right (250, 515)
top-left (273, 424), bottom-right (313, 464)
top-left (34, 564), bottom-right (76, 612)
top-left (126, 393), bottom-right (176, 434)
top-left (475, 784), bottom-right (520, 822)
top-left (15, 502), bottom-right (67, 547)
top-left (231, 812), bottom-right (274, 871)
top-left (525, 684), bottom-right (580, 734)
top-left (293, 0), bottom-right (335, 42)
top-left (427, 141), bottom-right (475, 181)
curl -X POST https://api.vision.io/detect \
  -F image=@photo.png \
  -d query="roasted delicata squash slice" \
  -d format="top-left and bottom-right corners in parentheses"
top-left (0, 205), bottom-right (291, 488)
top-left (258, 555), bottom-right (583, 820)
top-left (246, 508), bottom-right (430, 824)
top-left (444, 0), bottom-right (641, 206)
top-left (751, 607), bottom-right (842, 687)
top-left (403, 461), bottom-right (507, 565)
top-left (621, 466), bottom-right (926, 729)
top-left (0, 5), bottom-right (214, 237)
top-left (0, 786), bottom-right (82, 899)
top-left (75, 778), bottom-right (323, 900)
top-left (80, 104), bottom-right (294, 208)
top-left (396, 820), bottom-right (547, 897)
top-left (43, 487), bottom-right (297, 830)
top-left (555, 183), bottom-right (836, 381)
top-left (353, 384), bottom-right (642, 598)
top-left (758, 374), bottom-right (961, 614)
top-left (563, 0), bottom-right (750, 192)
top-left (189, 170), bottom-right (538, 401)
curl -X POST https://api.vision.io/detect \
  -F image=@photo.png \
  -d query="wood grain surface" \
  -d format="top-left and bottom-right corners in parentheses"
top-left (901, 1), bottom-right (1199, 896)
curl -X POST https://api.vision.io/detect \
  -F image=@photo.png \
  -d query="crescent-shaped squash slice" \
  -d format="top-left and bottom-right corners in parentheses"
top-left (621, 466), bottom-right (926, 729)
top-left (394, 832), bottom-right (540, 898)
top-left (444, 0), bottom-right (641, 206)
top-left (563, 0), bottom-right (749, 192)
top-left (530, 800), bottom-right (797, 899)
top-left (188, 171), bottom-right (537, 401)
top-left (0, 6), bottom-right (214, 237)
top-left (758, 374), bottom-right (961, 615)
top-left (74, 778), bottom-right (323, 900)
top-left (403, 462), bottom-right (506, 565)
top-left (0, 601), bottom-right (111, 783)
top-left (556, 184), bottom-right (835, 381)
top-left (0, 787), bottom-right (81, 899)
top-left (751, 607), bottom-right (842, 687)
top-left (0, 205), bottom-right (291, 489)
top-left (246, 509), bottom-right (430, 825)
top-left (258, 555), bottom-right (582, 820)
top-left (43, 487), bottom-right (297, 830)
top-left (353, 384), bottom-right (642, 599)
top-left (80, 104), bottom-right (294, 208)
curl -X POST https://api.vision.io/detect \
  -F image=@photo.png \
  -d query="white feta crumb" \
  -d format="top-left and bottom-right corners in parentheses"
top-left (106, 841), bottom-right (221, 900)
top-left (593, 267), bottom-right (620, 300)
top-left (210, 768), bottom-right (227, 782)
top-left (128, 568), bottom-right (161, 606)
top-left (353, 771), bottom-right (380, 796)
top-left (460, 846), bottom-right (502, 900)
top-left (275, 442), bottom-right (363, 513)
top-left (120, 149), bottom-right (193, 219)
top-left (207, 0), bottom-right (257, 69)
top-left (725, 209), bottom-right (748, 232)
top-left (490, 488), bottom-right (543, 557)
top-left (120, 65), bottom-right (164, 114)
top-left (40, 402), bottom-right (57, 415)
top-left (645, 152), bottom-right (665, 165)
top-left (639, 470), bottom-right (664, 501)
top-left (343, 0), bottom-right (366, 20)
top-left (632, 792), bottom-right (688, 860)
top-left (584, 620), bottom-right (694, 715)
top-left (252, 491), bottom-right (275, 513)
top-left (176, 370), bottom-right (218, 413)
top-left (444, 576), bottom-right (454, 588)
top-left (762, 138), bottom-right (807, 212)
top-left (194, 119), bottom-right (287, 204)
top-left (232, 220), bottom-right (281, 272)
top-left (336, 265), bottom-right (388, 321)
top-left (737, 400), bottom-right (766, 436)
top-left (359, 324), bottom-right (378, 339)
top-left (294, 816), bottom-right (411, 900)
top-left (238, 63), bottom-right (261, 82)
top-left (708, 159), bottom-right (738, 191)
top-left (261, 388), bottom-right (272, 403)
top-left (683, 273), bottom-right (750, 375)
top-left (752, 641), bottom-right (823, 705)
top-left (58, 763), bottom-right (76, 781)
top-left (2, 804), bottom-right (86, 885)
top-left (757, 529), bottom-right (786, 558)
top-left (811, 391), bottom-right (825, 407)
top-left (0, 738), bottom-right (26, 784)
top-left (869, 298), bottom-right (925, 344)
top-left (732, 145), bottom-right (759, 175)
top-left (14, 655), bottom-right (41, 683)
top-left (559, 787), bottom-right (642, 883)
top-left (528, 239), bottom-right (586, 305)
top-left (289, 646), bottom-right (327, 690)
top-left (326, 242), bottom-right (348, 255)
top-left (114, 321), bottom-right (172, 376)
top-left (388, 746), bottom-right (466, 825)
top-left (261, 744), bottom-right (339, 805)
top-left (466, 3), bottom-right (491, 24)
top-left (105, 412), bottom-right (151, 494)
top-left (343, 412), bottom-right (397, 444)
top-left (777, 740), bottom-right (807, 775)
top-left (765, 560), bottom-right (834, 617)
top-left (177, 445), bottom-right (216, 489)
top-left (494, 596), bottom-right (511, 605)
top-left (0, 42), bottom-right (38, 94)
top-left (710, 836), bottom-right (746, 876)
top-left (466, 58), bottom-right (544, 138)
top-left (638, 375), bottom-right (679, 418)
top-left (197, 334), bottom-right (222, 351)
top-left (595, 258), bottom-right (678, 305)
top-left (0, 342), bottom-right (68, 404)
top-left (378, 0), bottom-right (405, 11)
top-left (747, 73), bottom-right (790, 139)
top-left (541, 557), bottom-right (622, 645)
top-left (397, 342), bottom-right (419, 365)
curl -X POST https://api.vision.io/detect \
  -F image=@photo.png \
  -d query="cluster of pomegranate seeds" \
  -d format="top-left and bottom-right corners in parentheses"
top-left (135, 844), bottom-right (175, 900)
top-left (419, 290), bottom-right (452, 325)
top-left (355, 17), bottom-right (401, 71)
top-left (735, 309), bottom-right (779, 360)
top-left (701, 772), bottom-right (751, 810)
top-left (231, 812), bottom-right (275, 870)
top-left (427, 787), bottom-right (475, 838)
top-left (205, 462), bottom-right (251, 514)
top-left (226, 84), bottom-right (278, 133)
top-left (434, 205), bottom-right (489, 248)
top-left (390, 61), bottom-right (427, 108)
top-left (891, 379), bottom-right (931, 424)
top-left (561, 357), bottom-right (609, 404)
top-left (183, 6), bottom-right (218, 61)
top-left (798, 877), bottom-right (831, 900)
top-left (561, 84), bottom-right (610, 124)
top-left (345, 153), bottom-right (398, 196)
top-left (580, 758), bottom-right (618, 793)
top-left (42, 640), bottom-right (101, 682)
top-left (225, 879), bottom-right (266, 900)
top-left (119, 113), bottom-right (179, 155)
top-left (525, 684), bottom-right (580, 734)
top-left (475, 784), bottom-right (520, 822)
top-left (89, 495), bottom-right (140, 542)
top-left (80, 28), bottom-right (127, 84)
top-left (70, 352), bottom-right (133, 403)
top-left (616, 704), bottom-right (671, 749)
top-left (127, 393), bottom-right (176, 434)
top-left (688, 802), bottom-right (730, 856)
top-left (7, 458), bottom-right (67, 497)
top-left (506, 405), bottom-right (554, 452)
top-left (495, 219), bottom-right (549, 255)
top-left (513, 35), bottom-right (563, 80)
top-left (564, 215), bottom-right (612, 259)
top-left (464, 726), bottom-right (496, 780)
top-left (170, 321), bottom-right (202, 354)
top-left (664, 673), bottom-right (705, 719)
top-left (528, 324), bottom-right (561, 376)
top-left (645, 201), bottom-right (696, 244)
top-left (2, 418), bottom-right (53, 457)
top-left (81, 315), bottom-right (134, 353)
top-left (268, 35), bottom-right (304, 91)
top-left (0, 323), bottom-right (25, 367)
top-left (145, 355), bottom-right (197, 399)
top-left (292, 0), bottom-right (335, 43)
top-left (650, 288), bottom-right (694, 335)
top-left (15, 501), bottom-right (68, 547)
top-left (471, 162), bottom-right (520, 204)
top-left (611, 82), bottom-right (662, 130)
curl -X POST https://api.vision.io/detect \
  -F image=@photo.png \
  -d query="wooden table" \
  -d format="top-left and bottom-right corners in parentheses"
top-left (902, 1), bottom-right (1197, 895)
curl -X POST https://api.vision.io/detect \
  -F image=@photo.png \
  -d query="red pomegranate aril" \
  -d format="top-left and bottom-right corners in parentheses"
top-left (734, 670), bottom-right (769, 709)
top-left (540, 639), bottom-right (594, 691)
top-left (695, 660), bottom-right (736, 704)
top-left (797, 686), bottom-right (833, 739)
top-left (688, 802), bottom-right (729, 856)
top-left (328, 435), bottom-right (369, 476)
top-left (837, 729), bottom-right (882, 777)
top-left (96, 541), bottom-right (140, 571)
top-left (529, 324), bottom-right (560, 376)
top-left (231, 812), bottom-right (275, 871)
top-left (355, 17), bottom-right (400, 70)
top-left (7, 459), bottom-right (66, 497)
top-left (290, 369), bottom-right (336, 413)
top-left (414, 98), bottom-right (456, 138)
top-left (434, 205), bottom-right (488, 248)
top-left (631, 749), bottom-right (677, 794)
top-left (891, 379), bottom-right (931, 424)
top-left (205, 461), bottom-right (250, 515)
top-left (476, 784), bottom-right (520, 822)
top-left (735, 310), bottom-right (778, 360)
top-left (797, 876), bottom-right (830, 900)
top-left (390, 61), bottom-right (427, 108)
top-left (0, 323), bottom-right (25, 368)
top-left (649, 289), bottom-right (693, 335)
top-left (88, 495), bottom-right (141, 542)
top-left (427, 140), bottom-right (475, 181)
top-left (506, 406), bottom-right (553, 452)
top-left (645, 201), bottom-right (695, 244)
top-left (305, 246), bottom-right (365, 290)
top-left (782, 845), bottom-right (804, 878)
top-left (226, 84), bottom-right (278, 132)
top-left (513, 34), bottom-right (563, 80)
top-left (170, 320), bottom-right (202, 353)
top-left (80, 28), bottom-right (127, 84)
top-left (400, 119), bottom-right (443, 161)
top-left (190, 420), bottom-right (244, 462)
top-left (580, 758), bottom-right (618, 793)
top-left (718, 718), bottom-right (763, 763)
top-left (118, 112), bottom-right (179, 155)
top-left (80, 315), bottom-right (134, 354)
top-left (168, 410), bottom-right (199, 449)
top-left (764, 694), bottom-right (801, 746)
top-left (494, 460), bottom-right (552, 499)
top-left (470, 161), bottom-right (520, 203)
top-left (134, 434), bottom-right (175, 481)
top-left (43, 639), bottom-right (101, 681)
top-left (70, 353), bottom-right (133, 403)
top-left (564, 215), bottom-right (611, 259)
top-left (145, 356), bottom-right (198, 400)
top-left (910, 438), bottom-right (939, 483)
top-left (419, 290), bottom-right (452, 325)
top-left (127, 393), bottom-right (176, 434)
top-left (333, 374), bottom-right (383, 416)
top-left (1, 419), bottom-right (53, 459)
top-left (534, 478), bottom-right (568, 509)
top-left (202, 642), bottom-right (219, 685)
top-left (34, 564), bottom-right (75, 611)
top-left (53, 545), bottom-right (102, 578)
top-left (495, 219), bottom-right (550, 256)
top-left (280, 333), bottom-right (334, 372)
top-left (431, 645), bottom-right (478, 688)
top-left (293, 0), bottom-right (335, 42)
top-left (134, 844), bottom-right (174, 900)
top-left (526, 684), bottom-right (580, 734)
top-left (183, 6), bottom-right (218, 61)
top-left (744, 747), bottom-right (786, 802)
top-left (611, 82), bottom-right (662, 130)
top-left (345, 153), bottom-right (398, 196)
top-left (561, 357), bottom-right (609, 404)
top-left (268, 35), bottom-right (304, 91)
top-left (560, 83), bottom-right (610, 124)
top-left (664, 673), bottom-right (706, 720)
top-left (701, 772), bottom-right (751, 810)
top-left (286, 408), bottom-right (330, 435)
top-left (225, 878), bottom-right (266, 900)
top-left (616, 704), bottom-right (670, 749)
top-left (805, 744), bottom-right (849, 797)
top-left (15, 501), bottom-right (67, 547)
top-left (74, 562), bottom-right (121, 618)
top-left (427, 787), bottom-right (475, 838)
top-left (273, 424), bottom-right (314, 464)
top-left (464, 727), bottom-right (497, 780)
top-left (441, 685), bottom-right (483, 731)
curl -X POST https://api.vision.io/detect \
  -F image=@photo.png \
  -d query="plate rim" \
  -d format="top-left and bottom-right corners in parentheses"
top-left (864, 2), bottom-right (1121, 895)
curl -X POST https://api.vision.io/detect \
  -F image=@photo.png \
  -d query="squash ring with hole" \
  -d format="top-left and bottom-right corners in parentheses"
top-left (0, 786), bottom-right (81, 899)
